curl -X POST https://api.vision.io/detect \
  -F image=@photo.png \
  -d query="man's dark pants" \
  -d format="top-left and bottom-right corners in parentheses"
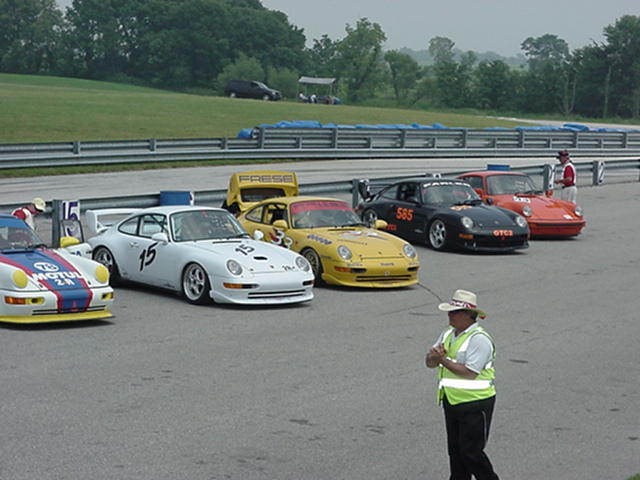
top-left (443, 394), bottom-right (499, 480)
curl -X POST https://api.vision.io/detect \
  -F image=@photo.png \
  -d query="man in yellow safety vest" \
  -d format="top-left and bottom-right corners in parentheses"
top-left (426, 289), bottom-right (499, 480)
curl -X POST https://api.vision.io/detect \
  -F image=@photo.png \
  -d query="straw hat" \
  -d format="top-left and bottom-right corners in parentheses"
top-left (438, 289), bottom-right (486, 319)
top-left (31, 197), bottom-right (46, 212)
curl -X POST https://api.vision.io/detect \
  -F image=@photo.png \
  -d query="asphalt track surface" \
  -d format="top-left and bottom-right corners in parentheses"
top-left (1, 163), bottom-right (639, 480)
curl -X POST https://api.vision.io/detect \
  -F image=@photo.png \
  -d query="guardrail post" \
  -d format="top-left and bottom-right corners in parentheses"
top-left (400, 129), bottom-right (406, 148)
top-left (220, 137), bottom-right (227, 150)
top-left (592, 160), bottom-right (605, 185)
top-left (351, 179), bottom-right (360, 207)
top-left (257, 127), bottom-right (265, 149)
top-left (518, 130), bottom-right (524, 148)
top-left (331, 128), bottom-right (338, 149)
top-left (73, 141), bottom-right (81, 154)
top-left (622, 132), bottom-right (628, 148)
top-left (460, 130), bottom-right (467, 148)
top-left (51, 199), bottom-right (61, 247)
top-left (542, 164), bottom-right (555, 191)
top-left (149, 138), bottom-right (156, 151)
top-left (295, 137), bottom-right (302, 149)
top-left (573, 131), bottom-right (579, 148)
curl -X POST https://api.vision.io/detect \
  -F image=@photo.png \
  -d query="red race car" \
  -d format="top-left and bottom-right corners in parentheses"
top-left (457, 170), bottom-right (585, 237)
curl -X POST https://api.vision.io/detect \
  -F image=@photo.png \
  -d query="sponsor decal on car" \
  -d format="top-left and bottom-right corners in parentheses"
top-left (307, 234), bottom-right (332, 245)
top-left (238, 174), bottom-right (295, 184)
top-left (450, 205), bottom-right (472, 211)
top-left (513, 196), bottom-right (531, 203)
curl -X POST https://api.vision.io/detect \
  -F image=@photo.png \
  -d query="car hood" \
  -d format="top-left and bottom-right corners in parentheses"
top-left (493, 194), bottom-right (581, 220)
top-left (187, 238), bottom-right (304, 273)
top-left (0, 248), bottom-right (103, 310)
top-left (305, 227), bottom-right (408, 257)
top-left (445, 204), bottom-right (520, 228)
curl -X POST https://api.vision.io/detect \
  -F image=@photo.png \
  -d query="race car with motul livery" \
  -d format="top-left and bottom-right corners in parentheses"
top-left (356, 178), bottom-right (529, 252)
top-left (456, 170), bottom-right (585, 237)
top-left (0, 214), bottom-right (114, 324)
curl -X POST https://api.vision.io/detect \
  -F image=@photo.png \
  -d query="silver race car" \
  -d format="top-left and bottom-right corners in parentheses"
top-left (87, 206), bottom-right (314, 305)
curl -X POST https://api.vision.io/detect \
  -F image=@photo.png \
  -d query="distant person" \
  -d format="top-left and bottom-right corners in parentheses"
top-left (309, 93), bottom-right (317, 104)
top-left (298, 92), bottom-right (308, 103)
top-left (426, 289), bottom-right (500, 480)
top-left (11, 197), bottom-right (45, 230)
top-left (554, 150), bottom-right (577, 203)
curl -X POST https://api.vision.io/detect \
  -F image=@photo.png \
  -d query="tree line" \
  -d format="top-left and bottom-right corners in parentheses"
top-left (1, 0), bottom-right (639, 119)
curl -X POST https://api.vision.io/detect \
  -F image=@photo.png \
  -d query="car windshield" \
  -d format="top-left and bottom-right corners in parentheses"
top-left (421, 182), bottom-right (482, 205)
top-left (172, 210), bottom-right (248, 241)
top-left (0, 221), bottom-right (46, 251)
top-left (290, 200), bottom-right (364, 228)
top-left (487, 175), bottom-right (540, 195)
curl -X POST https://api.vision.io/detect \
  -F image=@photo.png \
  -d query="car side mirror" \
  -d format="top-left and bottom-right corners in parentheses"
top-left (253, 230), bottom-right (264, 241)
top-left (59, 236), bottom-right (80, 248)
top-left (272, 219), bottom-right (288, 229)
top-left (545, 190), bottom-right (553, 197)
top-left (486, 197), bottom-right (494, 205)
top-left (151, 232), bottom-right (169, 244)
top-left (374, 219), bottom-right (388, 230)
top-left (474, 188), bottom-right (483, 196)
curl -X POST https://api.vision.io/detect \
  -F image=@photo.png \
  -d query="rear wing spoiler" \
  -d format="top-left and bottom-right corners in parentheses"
top-left (86, 208), bottom-right (140, 235)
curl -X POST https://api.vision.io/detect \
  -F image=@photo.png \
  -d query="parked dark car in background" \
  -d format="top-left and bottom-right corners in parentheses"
top-left (224, 79), bottom-right (282, 101)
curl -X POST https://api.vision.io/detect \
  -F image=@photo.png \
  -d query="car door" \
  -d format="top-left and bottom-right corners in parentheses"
top-left (119, 213), bottom-right (170, 286)
top-left (390, 182), bottom-right (424, 242)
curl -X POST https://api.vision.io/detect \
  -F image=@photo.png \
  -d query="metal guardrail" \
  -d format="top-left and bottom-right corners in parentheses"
top-left (2, 128), bottom-right (640, 169)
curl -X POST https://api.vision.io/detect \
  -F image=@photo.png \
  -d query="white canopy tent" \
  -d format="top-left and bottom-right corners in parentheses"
top-left (298, 76), bottom-right (337, 95)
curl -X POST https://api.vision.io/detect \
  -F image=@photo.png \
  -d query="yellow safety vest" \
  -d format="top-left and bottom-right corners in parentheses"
top-left (437, 325), bottom-right (496, 405)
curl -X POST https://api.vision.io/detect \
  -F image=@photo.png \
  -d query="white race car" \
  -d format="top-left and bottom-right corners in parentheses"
top-left (86, 206), bottom-right (314, 305)
top-left (0, 214), bottom-right (114, 324)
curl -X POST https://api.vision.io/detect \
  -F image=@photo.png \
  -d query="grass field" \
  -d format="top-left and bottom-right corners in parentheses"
top-left (0, 73), bottom-right (526, 144)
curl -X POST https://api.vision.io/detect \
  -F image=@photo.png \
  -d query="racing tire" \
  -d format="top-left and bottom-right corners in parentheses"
top-left (361, 208), bottom-right (378, 227)
top-left (262, 94), bottom-right (271, 101)
top-left (92, 246), bottom-right (122, 286)
top-left (301, 248), bottom-right (324, 285)
top-left (182, 262), bottom-right (212, 305)
top-left (428, 219), bottom-right (448, 251)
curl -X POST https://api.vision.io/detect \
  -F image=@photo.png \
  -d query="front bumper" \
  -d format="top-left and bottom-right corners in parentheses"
top-left (321, 258), bottom-right (420, 288)
top-left (0, 287), bottom-right (114, 324)
top-left (210, 273), bottom-right (314, 305)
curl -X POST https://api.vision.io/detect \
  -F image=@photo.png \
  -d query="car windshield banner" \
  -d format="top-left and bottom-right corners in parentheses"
top-left (291, 200), bottom-right (351, 214)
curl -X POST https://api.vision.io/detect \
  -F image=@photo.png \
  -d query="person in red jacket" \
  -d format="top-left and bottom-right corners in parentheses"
top-left (11, 197), bottom-right (46, 230)
top-left (554, 150), bottom-right (577, 203)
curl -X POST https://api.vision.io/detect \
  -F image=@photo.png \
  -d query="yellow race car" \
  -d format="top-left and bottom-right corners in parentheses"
top-left (222, 170), bottom-right (299, 215)
top-left (237, 196), bottom-right (420, 288)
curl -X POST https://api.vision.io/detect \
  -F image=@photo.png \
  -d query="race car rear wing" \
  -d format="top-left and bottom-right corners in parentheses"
top-left (86, 208), bottom-right (140, 235)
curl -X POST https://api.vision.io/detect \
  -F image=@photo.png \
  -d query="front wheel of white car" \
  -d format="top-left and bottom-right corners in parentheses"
top-left (182, 263), bottom-right (212, 305)
top-left (93, 246), bottom-right (122, 286)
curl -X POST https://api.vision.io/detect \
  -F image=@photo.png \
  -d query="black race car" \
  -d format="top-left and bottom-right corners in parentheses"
top-left (356, 178), bottom-right (529, 252)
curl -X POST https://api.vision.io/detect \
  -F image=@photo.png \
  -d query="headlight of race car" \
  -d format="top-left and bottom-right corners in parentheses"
top-left (574, 205), bottom-right (583, 217)
top-left (95, 265), bottom-right (110, 284)
top-left (337, 245), bottom-right (352, 260)
top-left (403, 244), bottom-right (417, 259)
top-left (226, 259), bottom-right (243, 276)
top-left (521, 205), bottom-right (533, 217)
top-left (295, 256), bottom-right (311, 272)
top-left (460, 216), bottom-right (474, 229)
top-left (515, 215), bottom-right (527, 228)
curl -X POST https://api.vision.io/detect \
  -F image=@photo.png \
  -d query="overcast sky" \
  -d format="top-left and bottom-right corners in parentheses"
top-left (55, 0), bottom-right (638, 56)
top-left (261, 0), bottom-right (639, 56)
